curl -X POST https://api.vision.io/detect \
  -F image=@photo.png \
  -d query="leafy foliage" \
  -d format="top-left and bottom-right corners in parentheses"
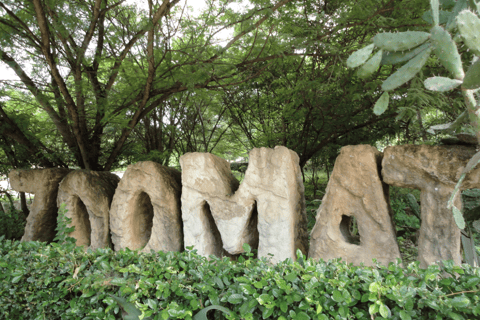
top-left (1, 239), bottom-right (480, 320)
top-left (0, 206), bottom-right (25, 241)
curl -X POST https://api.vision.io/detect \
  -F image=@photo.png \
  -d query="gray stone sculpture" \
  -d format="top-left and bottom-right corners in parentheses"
top-left (309, 145), bottom-right (402, 266)
top-left (382, 144), bottom-right (480, 268)
top-left (57, 170), bottom-right (119, 249)
top-left (180, 146), bottom-right (309, 263)
top-left (8, 168), bottom-right (71, 242)
top-left (109, 161), bottom-right (183, 253)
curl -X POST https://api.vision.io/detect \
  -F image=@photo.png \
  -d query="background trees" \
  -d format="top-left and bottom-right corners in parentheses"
top-left (0, 0), bottom-right (467, 174)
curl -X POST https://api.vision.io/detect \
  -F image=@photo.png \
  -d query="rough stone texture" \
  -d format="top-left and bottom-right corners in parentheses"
top-left (109, 161), bottom-right (183, 253)
top-left (180, 146), bottom-right (309, 263)
top-left (57, 170), bottom-right (120, 249)
top-left (382, 144), bottom-right (480, 268)
top-left (8, 168), bottom-right (72, 242)
top-left (309, 145), bottom-right (402, 266)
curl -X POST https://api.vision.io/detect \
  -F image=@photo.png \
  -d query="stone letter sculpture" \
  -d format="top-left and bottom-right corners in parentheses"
top-left (8, 168), bottom-right (71, 242)
top-left (109, 161), bottom-right (183, 253)
top-left (309, 145), bottom-right (402, 266)
top-left (382, 144), bottom-right (480, 268)
top-left (180, 146), bottom-right (309, 263)
top-left (57, 170), bottom-right (120, 249)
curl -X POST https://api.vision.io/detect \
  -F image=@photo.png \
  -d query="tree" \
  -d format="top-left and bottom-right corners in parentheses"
top-left (219, 0), bottom-right (438, 169)
top-left (0, 0), bottom-right (294, 170)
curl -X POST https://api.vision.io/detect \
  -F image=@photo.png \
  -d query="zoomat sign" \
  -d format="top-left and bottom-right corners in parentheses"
top-left (8, 144), bottom-right (480, 268)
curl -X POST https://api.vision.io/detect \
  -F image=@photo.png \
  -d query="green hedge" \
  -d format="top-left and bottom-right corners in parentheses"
top-left (0, 236), bottom-right (479, 320)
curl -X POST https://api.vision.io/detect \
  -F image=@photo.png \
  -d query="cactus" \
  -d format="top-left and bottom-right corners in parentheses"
top-left (424, 76), bottom-right (462, 92)
top-left (430, 25), bottom-right (465, 79)
top-left (346, 43), bottom-right (375, 68)
top-left (381, 47), bottom-right (433, 92)
top-left (356, 49), bottom-right (383, 78)
top-left (446, 0), bottom-right (469, 30)
top-left (381, 42), bottom-right (431, 65)
top-left (431, 0), bottom-right (440, 25)
top-left (457, 10), bottom-right (480, 56)
top-left (422, 9), bottom-right (452, 25)
top-left (373, 31), bottom-right (430, 52)
top-left (462, 58), bottom-right (480, 89)
top-left (373, 91), bottom-right (389, 115)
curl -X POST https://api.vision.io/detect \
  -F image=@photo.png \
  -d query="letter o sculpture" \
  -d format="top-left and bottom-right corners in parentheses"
top-left (57, 170), bottom-right (120, 249)
top-left (109, 161), bottom-right (183, 253)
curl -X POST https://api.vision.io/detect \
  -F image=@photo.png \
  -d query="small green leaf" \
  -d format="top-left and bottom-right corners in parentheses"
top-left (296, 311), bottom-right (311, 320)
top-left (453, 206), bottom-right (466, 229)
top-left (450, 295), bottom-right (471, 308)
top-left (347, 43), bottom-right (375, 68)
top-left (369, 282), bottom-right (381, 293)
top-left (373, 92), bottom-right (389, 115)
top-left (228, 294), bottom-right (244, 304)
top-left (110, 278), bottom-right (128, 286)
top-left (332, 290), bottom-right (344, 302)
top-left (285, 271), bottom-right (297, 282)
top-left (424, 76), bottom-right (462, 91)
top-left (258, 294), bottom-right (273, 305)
top-left (262, 306), bottom-right (274, 319)
top-left (379, 303), bottom-right (391, 318)
top-left (448, 311), bottom-right (465, 320)
top-left (369, 303), bottom-right (379, 315)
top-left (400, 310), bottom-right (412, 320)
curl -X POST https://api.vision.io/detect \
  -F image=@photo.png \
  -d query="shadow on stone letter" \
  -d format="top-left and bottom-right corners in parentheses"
top-left (109, 161), bottom-right (183, 253)
top-left (308, 145), bottom-right (402, 266)
top-left (9, 168), bottom-right (72, 243)
top-left (180, 146), bottom-right (309, 264)
top-left (57, 170), bottom-right (119, 250)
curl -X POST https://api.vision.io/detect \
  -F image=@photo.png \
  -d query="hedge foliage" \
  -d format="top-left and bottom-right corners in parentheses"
top-left (1, 235), bottom-right (480, 320)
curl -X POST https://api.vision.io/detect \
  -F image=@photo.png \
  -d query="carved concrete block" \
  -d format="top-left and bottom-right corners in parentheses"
top-left (57, 170), bottom-right (119, 249)
top-left (180, 146), bottom-right (309, 263)
top-left (109, 161), bottom-right (183, 253)
top-left (382, 144), bottom-right (480, 268)
top-left (9, 168), bottom-right (71, 242)
top-left (309, 145), bottom-right (402, 266)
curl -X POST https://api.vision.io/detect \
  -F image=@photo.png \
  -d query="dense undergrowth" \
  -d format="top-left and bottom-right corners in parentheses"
top-left (1, 234), bottom-right (480, 320)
